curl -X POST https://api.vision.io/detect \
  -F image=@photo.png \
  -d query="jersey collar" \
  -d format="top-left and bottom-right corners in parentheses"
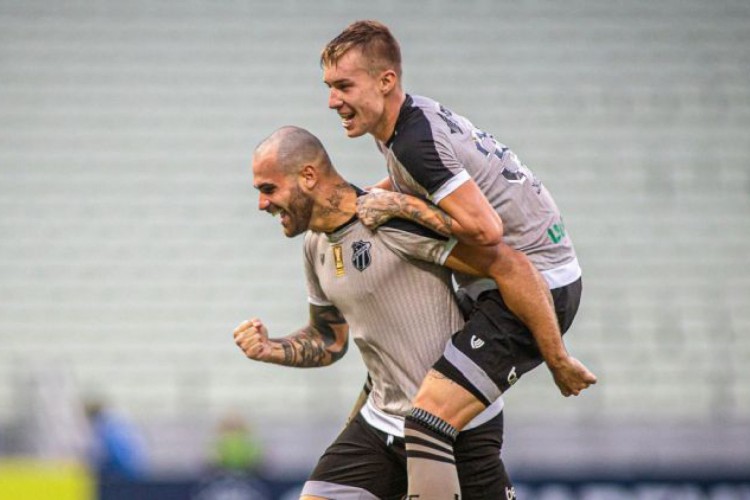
top-left (384, 94), bottom-right (414, 148)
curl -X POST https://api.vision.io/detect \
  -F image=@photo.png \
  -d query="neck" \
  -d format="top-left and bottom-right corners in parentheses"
top-left (309, 179), bottom-right (357, 233)
top-left (372, 89), bottom-right (406, 143)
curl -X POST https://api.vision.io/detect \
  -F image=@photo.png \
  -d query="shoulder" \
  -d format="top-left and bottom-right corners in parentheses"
top-left (389, 96), bottom-right (460, 188)
top-left (303, 230), bottom-right (323, 257)
top-left (391, 96), bottom-right (446, 154)
top-left (303, 230), bottom-right (316, 246)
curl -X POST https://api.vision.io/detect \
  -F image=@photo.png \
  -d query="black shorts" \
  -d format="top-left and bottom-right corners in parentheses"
top-left (303, 412), bottom-right (513, 500)
top-left (433, 278), bottom-right (582, 406)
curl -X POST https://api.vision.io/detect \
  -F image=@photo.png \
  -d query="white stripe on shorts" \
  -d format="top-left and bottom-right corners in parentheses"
top-left (443, 340), bottom-right (503, 403)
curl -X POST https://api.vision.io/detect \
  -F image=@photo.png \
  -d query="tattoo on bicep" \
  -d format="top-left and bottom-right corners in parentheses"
top-left (277, 306), bottom-right (347, 367)
top-left (404, 200), bottom-right (454, 237)
top-left (312, 305), bottom-right (348, 362)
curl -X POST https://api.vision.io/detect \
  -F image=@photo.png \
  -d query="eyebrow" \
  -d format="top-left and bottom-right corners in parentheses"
top-left (324, 77), bottom-right (353, 87)
top-left (254, 182), bottom-right (275, 191)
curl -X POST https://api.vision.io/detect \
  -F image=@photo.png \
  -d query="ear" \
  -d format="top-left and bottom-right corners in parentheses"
top-left (299, 164), bottom-right (317, 191)
top-left (380, 69), bottom-right (398, 95)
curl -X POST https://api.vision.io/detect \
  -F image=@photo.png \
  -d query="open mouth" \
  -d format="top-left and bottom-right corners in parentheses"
top-left (269, 207), bottom-right (289, 225)
top-left (340, 111), bottom-right (355, 128)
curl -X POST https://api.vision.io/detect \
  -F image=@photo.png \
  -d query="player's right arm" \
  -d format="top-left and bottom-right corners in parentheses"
top-left (357, 181), bottom-right (502, 246)
top-left (233, 304), bottom-right (349, 368)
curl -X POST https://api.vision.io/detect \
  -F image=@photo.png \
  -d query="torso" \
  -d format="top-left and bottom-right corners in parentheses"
top-left (378, 94), bottom-right (581, 290)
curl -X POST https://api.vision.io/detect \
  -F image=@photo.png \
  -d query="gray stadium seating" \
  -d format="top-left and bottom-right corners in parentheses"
top-left (1, 0), bottom-right (748, 477)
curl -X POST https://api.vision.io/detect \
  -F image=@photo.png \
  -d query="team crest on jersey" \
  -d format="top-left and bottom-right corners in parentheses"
top-left (351, 240), bottom-right (372, 272)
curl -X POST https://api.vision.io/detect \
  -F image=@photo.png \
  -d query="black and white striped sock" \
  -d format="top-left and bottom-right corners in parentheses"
top-left (404, 408), bottom-right (460, 499)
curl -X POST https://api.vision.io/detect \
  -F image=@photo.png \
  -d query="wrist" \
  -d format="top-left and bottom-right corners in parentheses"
top-left (544, 349), bottom-right (570, 370)
top-left (265, 341), bottom-right (288, 365)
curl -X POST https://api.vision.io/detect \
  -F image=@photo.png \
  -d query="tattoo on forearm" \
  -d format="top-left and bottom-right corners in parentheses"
top-left (298, 328), bottom-right (330, 366)
top-left (279, 339), bottom-right (296, 365)
top-left (403, 198), bottom-right (454, 237)
top-left (276, 305), bottom-right (348, 367)
top-left (276, 327), bottom-right (327, 367)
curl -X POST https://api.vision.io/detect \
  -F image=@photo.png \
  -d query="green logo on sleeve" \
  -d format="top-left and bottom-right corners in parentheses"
top-left (547, 222), bottom-right (566, 244)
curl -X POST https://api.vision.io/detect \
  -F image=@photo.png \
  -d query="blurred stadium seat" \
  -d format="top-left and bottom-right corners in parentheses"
top-left (0, 0), bottom-right (748, 496)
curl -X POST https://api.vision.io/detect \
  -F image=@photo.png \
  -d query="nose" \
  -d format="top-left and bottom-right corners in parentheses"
top-left (328, 87), bottom-right (342, 109)
top-left (258, 194), bottom-right (270, 212)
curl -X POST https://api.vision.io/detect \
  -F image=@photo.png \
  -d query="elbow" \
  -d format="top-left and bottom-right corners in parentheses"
top-left (470, 213), bottom-right (504, 246)
top-left (467, 222), bottom-right (503, 247)
top-left (329, 337), bottom-right (349, 364)
top-left (477, 230), bottom-right (502, 247)
top-left (487, 243), bottom-right (524, 280)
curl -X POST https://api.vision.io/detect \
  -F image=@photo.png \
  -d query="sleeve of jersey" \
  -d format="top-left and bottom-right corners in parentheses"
top-left (392, 124), bottom-right (471, 205)
top-left (376, 223), bottom-right (458, 265)
top-left (303, 233), bottom-right (333, 307)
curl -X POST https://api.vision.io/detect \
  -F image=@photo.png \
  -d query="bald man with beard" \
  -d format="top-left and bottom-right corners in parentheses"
top-left (234, 125), bottom-right (519, 499)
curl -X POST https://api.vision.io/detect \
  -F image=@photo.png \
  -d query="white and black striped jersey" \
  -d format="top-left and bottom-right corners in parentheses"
top-left (304, 216), bottom-right (459, 418)
top-left (377, 94), bottom-right (581, 292)
top-left (303, 213), bottom-right (503, 435)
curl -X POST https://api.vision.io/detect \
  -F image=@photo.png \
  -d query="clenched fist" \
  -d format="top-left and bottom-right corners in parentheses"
top-left (233, 318), bottom-right (275, 362)
top-left (549, 355), bottom-right (598, 397)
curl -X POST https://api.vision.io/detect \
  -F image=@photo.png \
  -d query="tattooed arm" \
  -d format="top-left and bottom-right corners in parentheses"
top-left (233, 304), bottom-right (349, 368)
top-left (363, 192), bottom-right (597, 397)
top-left (356, 181), bottom-right (503, 246)
top-left (356, 190), bottom-right (455, 237)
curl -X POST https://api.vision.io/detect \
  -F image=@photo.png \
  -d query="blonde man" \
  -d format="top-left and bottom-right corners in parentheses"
top-left (321, 20), bottom-right (596, 498)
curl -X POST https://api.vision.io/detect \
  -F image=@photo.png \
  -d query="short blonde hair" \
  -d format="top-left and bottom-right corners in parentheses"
top-left (321, 20), bottom-right (402, 78)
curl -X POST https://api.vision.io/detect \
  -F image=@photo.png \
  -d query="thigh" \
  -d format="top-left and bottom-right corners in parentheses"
top-left (305, 414), bottom-right (407, 500)
top-left (433, 278), bottom-right (583, 405)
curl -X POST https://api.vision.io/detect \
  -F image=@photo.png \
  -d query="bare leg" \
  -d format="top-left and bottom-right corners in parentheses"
top-left (412, 369), bottom-right (486, 430)
top-left (404, 370), bottom-right (487, 499)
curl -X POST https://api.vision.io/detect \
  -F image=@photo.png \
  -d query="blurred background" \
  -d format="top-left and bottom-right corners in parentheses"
top-left (1, 0), bottom-right (748, 498)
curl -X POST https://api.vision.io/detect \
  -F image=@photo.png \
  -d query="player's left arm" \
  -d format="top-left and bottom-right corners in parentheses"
top-left (445, 242), bottom-right (597, 396)
top-left (362, 195), bottom-right (559, 364)
top-left (375, 204), bottom-right (596, 397)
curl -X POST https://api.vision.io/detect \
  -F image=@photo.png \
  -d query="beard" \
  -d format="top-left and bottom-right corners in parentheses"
top-left (283, 184), bottom-right (314, 238)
